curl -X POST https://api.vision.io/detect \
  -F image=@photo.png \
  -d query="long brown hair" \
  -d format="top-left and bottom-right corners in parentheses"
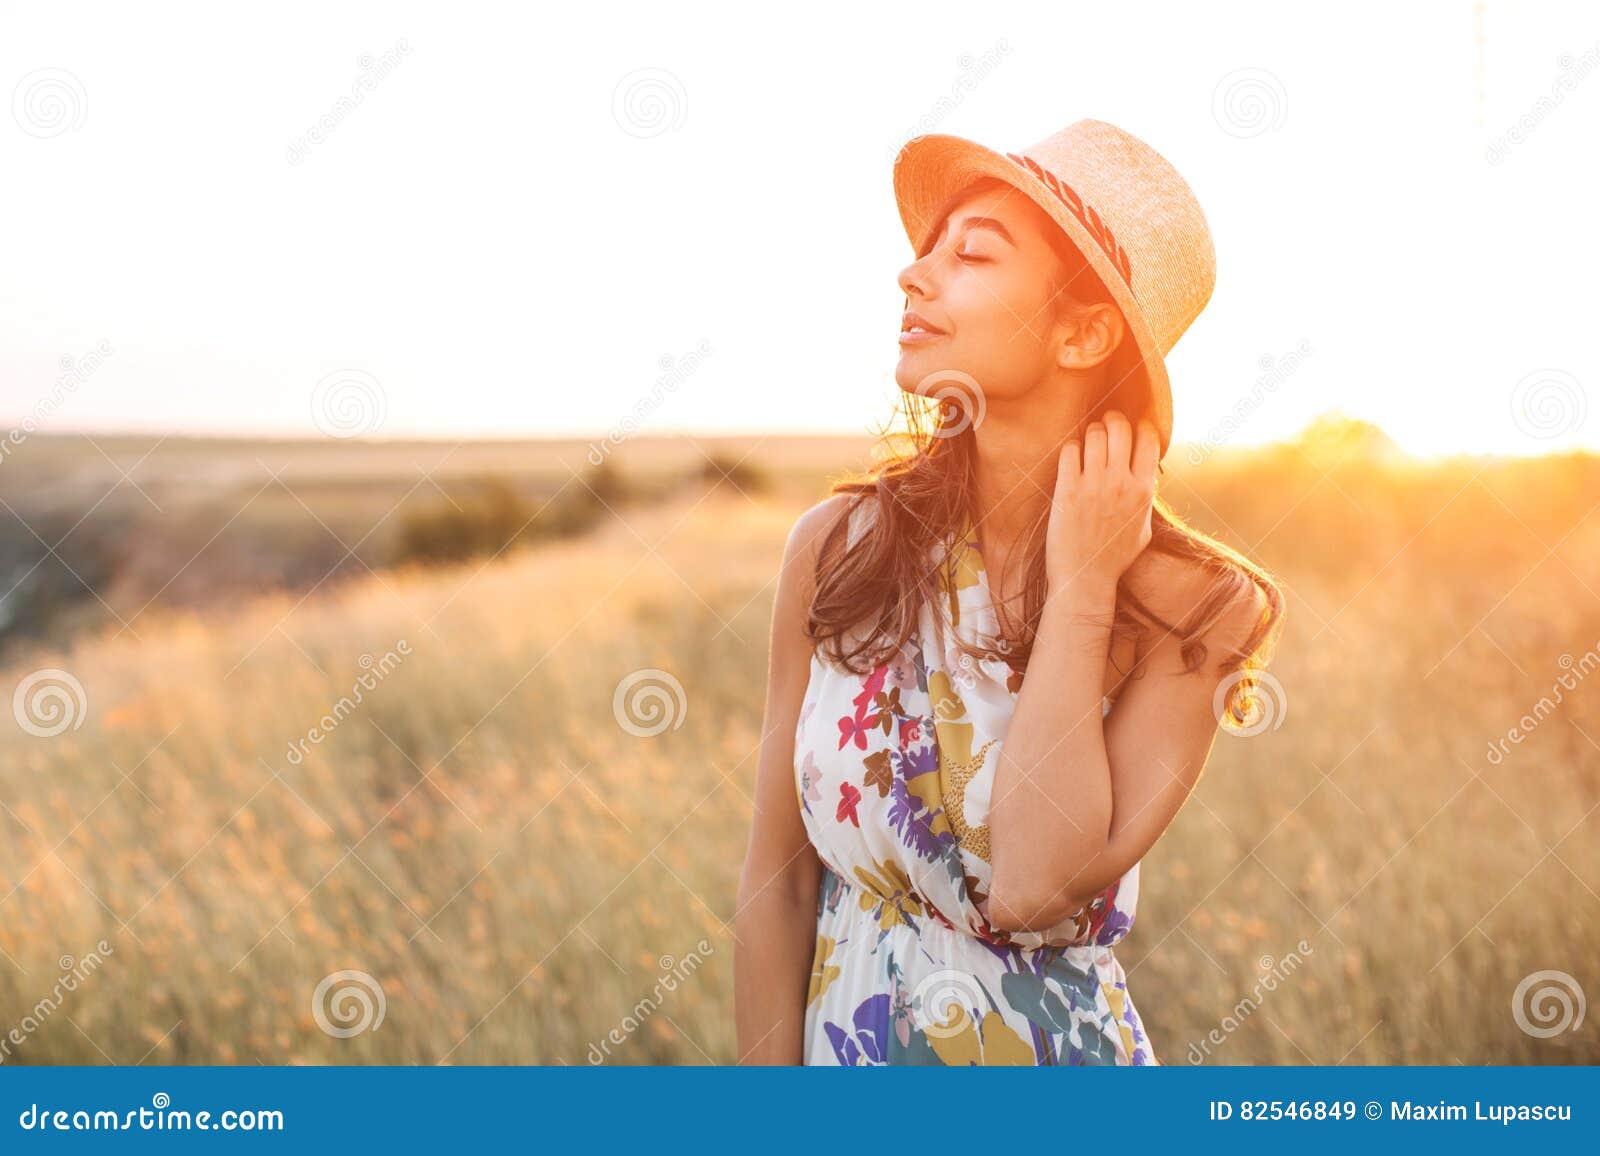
top-left (805, 180), bottom-right (1285, 724)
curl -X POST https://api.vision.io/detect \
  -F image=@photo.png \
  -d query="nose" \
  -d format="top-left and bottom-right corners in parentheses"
top-left (897, 256), bottom-right (929, 301)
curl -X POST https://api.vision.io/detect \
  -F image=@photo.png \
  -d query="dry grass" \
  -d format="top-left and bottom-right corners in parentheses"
top-left (2, 441), bottom-right (1597, 1065)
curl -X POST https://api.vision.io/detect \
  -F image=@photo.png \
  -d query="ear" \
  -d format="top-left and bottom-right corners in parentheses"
top-left (1055, 302), bottom-right (1127, 372)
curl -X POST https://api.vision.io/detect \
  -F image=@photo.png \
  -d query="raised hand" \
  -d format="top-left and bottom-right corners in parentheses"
top-left (1044, 410), bottom-right (1160, 595)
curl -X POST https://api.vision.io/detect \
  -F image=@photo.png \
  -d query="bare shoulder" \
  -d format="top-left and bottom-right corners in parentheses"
top-left (771, 491), bottom-right (861, 651)
top-left (784, 491), bottom-right (859, 567)
top-left (1121, 548), bottom-right (1270, 676)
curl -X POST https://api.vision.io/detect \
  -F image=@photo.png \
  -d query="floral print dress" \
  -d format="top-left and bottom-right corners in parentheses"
top-left (795, 499), bottom-right (1155, 1066)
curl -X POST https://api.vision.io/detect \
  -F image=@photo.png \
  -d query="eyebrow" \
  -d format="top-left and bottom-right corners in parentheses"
top-left (921, 214), bottom-right (1016, 257)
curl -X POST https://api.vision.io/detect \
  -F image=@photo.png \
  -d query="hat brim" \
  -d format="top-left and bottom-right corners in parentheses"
top-left (893, 133), bottom-right (1173, 460)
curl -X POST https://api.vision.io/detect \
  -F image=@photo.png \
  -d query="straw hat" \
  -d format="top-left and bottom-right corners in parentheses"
top-left (892, 118), bottom-right (1216, 461)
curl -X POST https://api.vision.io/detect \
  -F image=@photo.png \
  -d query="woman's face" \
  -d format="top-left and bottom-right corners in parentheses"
top-left (894, 180), bottom-right (1123, 408)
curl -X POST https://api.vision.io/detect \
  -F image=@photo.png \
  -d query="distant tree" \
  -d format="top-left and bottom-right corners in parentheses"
top-left (697, 450), bottom-right (770, 495)
top-left (1292, 410), bottom-right (1408, 467)
top-left (392, 466), bottom-right (623, 567)
top-left (394, 475), bottom-right (534, 566)
top-left (583, 455), bottom-right (630, 508)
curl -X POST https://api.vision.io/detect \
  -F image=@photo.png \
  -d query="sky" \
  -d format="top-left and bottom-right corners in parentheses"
top-left (2, 0), bottom-right (1598, 457)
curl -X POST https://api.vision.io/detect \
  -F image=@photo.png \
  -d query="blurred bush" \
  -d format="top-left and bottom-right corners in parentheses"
top-left (392, 461), bottom-right (631, 567)
top-left (697, 451), bottom-right (770, 495)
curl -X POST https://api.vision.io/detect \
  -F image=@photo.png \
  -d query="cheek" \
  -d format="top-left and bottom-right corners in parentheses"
top-left (947, 283), bottom-right (1053, 387)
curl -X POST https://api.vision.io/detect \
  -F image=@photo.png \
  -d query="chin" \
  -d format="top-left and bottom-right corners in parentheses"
top-left (894, 354), bottom-right (959, 394)
top-left (892, 361), bottom-right (921, 394)
top-left (895, 356), bottom-right (985, 400)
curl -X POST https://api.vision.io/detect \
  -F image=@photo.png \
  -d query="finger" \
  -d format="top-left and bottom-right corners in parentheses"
top-left (1132, 417), bottom-right (1160, 488)
top-left (1083, 420), bottom-right (1107, 473)
top-left (1103, 410), bottom-right (1133, 474)
top-left (1057, 437), bottom-right (1082, 481)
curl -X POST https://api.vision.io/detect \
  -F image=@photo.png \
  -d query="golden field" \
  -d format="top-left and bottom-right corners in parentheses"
top-left (1, 428), bottom-right (1597, 1064)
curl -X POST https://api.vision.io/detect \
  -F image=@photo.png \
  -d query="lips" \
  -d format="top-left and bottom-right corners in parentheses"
top-left (901, 310), bottom-right (947, 336)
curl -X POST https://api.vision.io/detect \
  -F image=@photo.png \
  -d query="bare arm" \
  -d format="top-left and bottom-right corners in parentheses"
top-left (988, 411), bottom-right (1268, 931)
top-left (986, 575), bottom-right (1119, 930)
top-left (989, 564), bottom-right (1267, 930)
top-left (733, 495), bottom-right (850, 1063)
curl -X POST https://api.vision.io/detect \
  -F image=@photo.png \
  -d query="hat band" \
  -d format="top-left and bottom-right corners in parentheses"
top-left (1004, 151), bottom-right (1134, 290)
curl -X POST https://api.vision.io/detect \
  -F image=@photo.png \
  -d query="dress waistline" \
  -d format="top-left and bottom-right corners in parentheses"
top-left (819, 861), bottom-right (1108, 954)
top-left (819, 858), bottom-right (1030, 947)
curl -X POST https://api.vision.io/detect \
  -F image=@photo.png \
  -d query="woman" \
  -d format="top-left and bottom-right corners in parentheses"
top-left (734, 119), bottom-right (1285, 1065)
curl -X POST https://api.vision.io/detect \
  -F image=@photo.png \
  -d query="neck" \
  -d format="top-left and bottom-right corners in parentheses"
top-left (967, 384), bottom-right (1095, 552)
